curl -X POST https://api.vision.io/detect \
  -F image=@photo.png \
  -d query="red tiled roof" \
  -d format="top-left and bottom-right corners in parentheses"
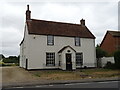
top-left (100, 30), bottom-right (120, 47)
top-left (108, 31), bottom-right (120, 37)
top-left (26, 19), bottom-right (95, 39)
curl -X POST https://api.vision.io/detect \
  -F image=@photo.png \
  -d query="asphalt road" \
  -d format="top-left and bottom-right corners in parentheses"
top-left (2, 81), bottom-right (120, 90)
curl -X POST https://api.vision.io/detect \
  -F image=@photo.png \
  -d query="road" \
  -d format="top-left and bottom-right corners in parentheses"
top-left (2, 81), bottom-right (120, 90)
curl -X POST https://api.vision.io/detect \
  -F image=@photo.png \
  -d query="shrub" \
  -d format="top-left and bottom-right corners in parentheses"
top-left (104, 62), bottom-right (116, 69)
top-left (96, 44), bottom-right (107, 58)
top-left (114, 50), bottom-right (120, 69)
top-left (3, 58), bottom-right (19, 63)
top-left (0, 61), bottom-right (5, 66)
top-left (15, 63), bottom-right (19, 66)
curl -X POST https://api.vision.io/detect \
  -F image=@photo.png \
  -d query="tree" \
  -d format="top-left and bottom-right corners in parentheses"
top-left (0, 54), bottom-right (5, 59)
top-left (96, 44), bottom-right (107, 67)
top-left (114, 50), bottom-right (120, 69)
top-left (96, 45), bottom-right (107, 58)
top-left (3, 56), bottom-right (19, 63)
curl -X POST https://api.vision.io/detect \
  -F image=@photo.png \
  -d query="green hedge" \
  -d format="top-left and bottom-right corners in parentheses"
top-left (114, 50), bottom-right (120, 69)
top-left (3, 58), bottom-right (19, 63)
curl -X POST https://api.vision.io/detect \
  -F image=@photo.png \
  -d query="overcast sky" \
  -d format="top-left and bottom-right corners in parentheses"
top-left (0, 0), bottom-right (119, 57)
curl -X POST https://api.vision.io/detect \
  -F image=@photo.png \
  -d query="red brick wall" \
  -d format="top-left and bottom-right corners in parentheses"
top-left (114, 37), bottom-right (120, 51)
top-left (100, 33), bottom-right (116, 55)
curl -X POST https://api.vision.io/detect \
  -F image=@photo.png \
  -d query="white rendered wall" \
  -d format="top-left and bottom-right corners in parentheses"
top-left (25, 34), bottom-right (96, 70)
top-left (20, 24), bottom-right (96, 70)
top-left (20, 44), bottom-right (23, 67)
top-left (20, 25), bottom-right (30, 69)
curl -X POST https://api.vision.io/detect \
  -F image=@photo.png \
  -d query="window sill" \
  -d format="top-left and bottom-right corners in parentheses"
top-left (46, 65), bottom-right (55, 67)
top-left (75, 45), bottom-right (81, 47)
top-left (47, 45), bottom-right (54, 46)
top-left (46, 66), bottom-right (55, 68)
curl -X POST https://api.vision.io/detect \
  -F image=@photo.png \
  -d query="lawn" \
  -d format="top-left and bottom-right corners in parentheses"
top-left (29, 68), bottom-right (120, 80)
top-left (2, 67), bottom-right (120, 84)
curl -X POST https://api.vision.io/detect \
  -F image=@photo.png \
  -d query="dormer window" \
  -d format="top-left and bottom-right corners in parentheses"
top-left (47, 35), bottom-right (54, 45)
top-left (75, 37), bottom-right (80, 46)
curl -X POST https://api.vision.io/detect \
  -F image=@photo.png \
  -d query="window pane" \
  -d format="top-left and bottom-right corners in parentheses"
top-left (75, 37), bottom-right (80, 46)
top-left (47, 35), bottom-right (54, 45)
top-left (76, 53), bottom-right (83, 66)
top-left (46, 53), bottom-right (55, 66)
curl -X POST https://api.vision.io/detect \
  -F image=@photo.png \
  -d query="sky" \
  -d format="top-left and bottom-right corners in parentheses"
top-left (0, 0), bottom-right (119, 57)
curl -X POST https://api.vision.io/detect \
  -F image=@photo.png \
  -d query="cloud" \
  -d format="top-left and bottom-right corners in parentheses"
top-left (0, 1), bottom-right (118, 57)
top-left (1, 27), bottom-right (22, 56)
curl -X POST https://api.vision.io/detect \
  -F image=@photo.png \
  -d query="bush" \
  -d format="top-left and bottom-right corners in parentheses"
top-left (104, 62), bottom-right (116, 69)
top-left (114, 50), bottom-right (120, 69)
top-left (3, 58), bottom-right (19, 63)
top-left (0, 61), bottom-right (5, 66)
top-left (15, 63), bottom-right (19, 66)
top-left (0, 61), bottom-right (19, 66)
top-left (96, 45), bottom-right (107, 58)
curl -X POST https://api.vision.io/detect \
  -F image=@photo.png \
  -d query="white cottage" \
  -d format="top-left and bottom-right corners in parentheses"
top-left (20, 5), bottom-right (96, 70)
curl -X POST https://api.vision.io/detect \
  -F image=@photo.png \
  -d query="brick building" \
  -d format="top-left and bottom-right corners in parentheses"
top-left (100, 31), bottom-right (120, 55)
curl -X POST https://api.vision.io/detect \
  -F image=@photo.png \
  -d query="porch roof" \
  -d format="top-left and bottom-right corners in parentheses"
top-left (58, 46), bottom-right (76, 53)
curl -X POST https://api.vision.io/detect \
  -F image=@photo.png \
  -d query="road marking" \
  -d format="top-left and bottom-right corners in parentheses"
top-left (65, 82), bottom-right (90, 86)
top-left (65, 81), bottom-right (119, 86)
top-left (35, 85), bottom-right (49, 87)
top-left (98, 82), bottom-right (111, 84)
top-left (98, 81), bottom-right (119, 84)
top-left (35, 85), bottom-right (42, 87)
top-left (13, 87), bottom-right (24, 88)
top-left (65, 83), bottom-right (78, 85)
top-left (49, 85), bottom-right (53, 86)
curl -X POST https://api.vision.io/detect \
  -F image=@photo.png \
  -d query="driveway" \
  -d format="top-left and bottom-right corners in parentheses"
top-left (2, 66), bottom-right (39, 84)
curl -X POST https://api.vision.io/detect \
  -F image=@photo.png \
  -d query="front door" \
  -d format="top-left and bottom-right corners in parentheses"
top-left (26, 59), bottom-right (28, 70)
top-left (66, 54), bottom-right (72, 70)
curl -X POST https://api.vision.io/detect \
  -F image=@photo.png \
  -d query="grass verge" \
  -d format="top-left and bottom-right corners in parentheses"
top-left (29, 68), bottom-right (120, 80)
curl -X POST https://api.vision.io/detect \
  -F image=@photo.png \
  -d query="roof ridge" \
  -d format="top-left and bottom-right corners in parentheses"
top-left (31, 19), bottom-right (81, 26)
top-left (108, 30), bottom-right (120, 37)
top-left (107, 30), bottom-right (120, 32)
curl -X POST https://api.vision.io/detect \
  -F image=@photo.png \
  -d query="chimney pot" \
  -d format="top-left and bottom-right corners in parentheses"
top-left (26, 5), bottom-right (31, 21)
top-left (80, 19), bottom-right (85, 26)
top-left (27, 5), bottom-right (29, 10)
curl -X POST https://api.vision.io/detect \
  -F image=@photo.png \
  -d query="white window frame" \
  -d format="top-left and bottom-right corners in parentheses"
top-left (75, 37), bottom-right (80, 46)
top-left (76, 53), bottom-right (83, 66)
top-left (46, 52), bottom-right (55, 66)
top-left (47, 35), bottom-right (54, 45)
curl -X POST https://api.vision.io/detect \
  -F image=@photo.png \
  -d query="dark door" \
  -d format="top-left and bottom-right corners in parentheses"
top-left (66, 54), bottom-right (72, 70)
top-left (26, 59), bottom-right (28, 70)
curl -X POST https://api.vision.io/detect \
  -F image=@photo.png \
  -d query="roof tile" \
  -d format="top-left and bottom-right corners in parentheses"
top-left (26, 19), bottom-right (95, 39)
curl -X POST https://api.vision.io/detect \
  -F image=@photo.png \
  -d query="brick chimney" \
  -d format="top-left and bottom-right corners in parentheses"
top-left (26, 5), bottom-right (31, 20)
top-left (80, 19), bottom-right (85, 26)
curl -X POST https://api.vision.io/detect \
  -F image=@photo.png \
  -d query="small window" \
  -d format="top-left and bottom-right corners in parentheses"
top-left (47, 35), bottom-right (54, 45)
top-left (76, 53), bottom-right (83, 66)
top-left (75, 37), bottom-right (80, 46)
top-left (46, 53), bottom-right (55, 66)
